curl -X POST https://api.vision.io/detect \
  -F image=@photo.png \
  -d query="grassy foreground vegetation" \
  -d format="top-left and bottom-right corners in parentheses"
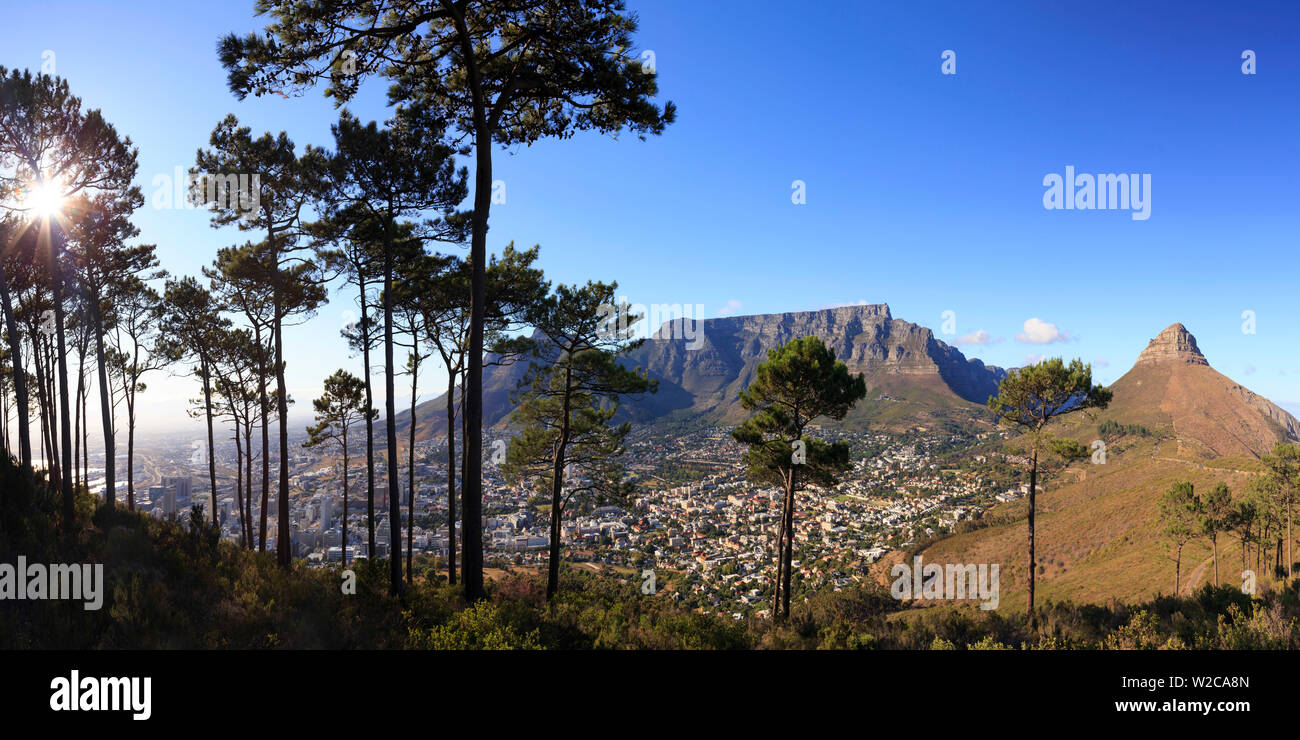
top-left (3, 457), bottom-right (1298, 650)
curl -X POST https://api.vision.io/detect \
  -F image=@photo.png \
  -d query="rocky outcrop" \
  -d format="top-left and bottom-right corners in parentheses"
top-left (624, 303), bottom-right (1006, 410)
top-left (1135, 323), bottom-right (1209, 366)
top-left (1228, 383), bottom-right (1300, 442)
top-left (391, 303), bottom-right (1008, 436)
top-left (1105, 322), bottom-right (1298, 457)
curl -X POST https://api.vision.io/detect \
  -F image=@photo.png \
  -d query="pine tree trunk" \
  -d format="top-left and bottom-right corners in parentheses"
top-left (1288, 507), bottom-right (1293, 580)
top-left (771, 483), bottom-right (787, 619)
top-left (80, 386), bottom-right (88, 497)
top-left (234, 422), bottom-right (245, 548)
top-left (0, 262), bottom-right (31, 470)
top-left (35, 338), bottom-right (53, 483)
top-left (546, 445), bottom-right (564, 600)
top-left (1027, 451), bottom-right (1038, 628)
top-left (406, 354), bottom-right (417, 583)
top-left (45, 339), bottom-right (59, 489)
top-left (445, 376), bottom-right (457, 585)
top-left (461, 371), bottom-right (469, 579)
top-left (73, 360), bottom-right (83, 493)
top-left (127, 407), bottom-right (137, 511)
top-left (49, 224), bottom-right (75, 519)
top-left (360, 300), bottom-right (377, 563)
top-left (91, 296), bottom-right (114, 517)
top-left (342, 425), bottom-right (349, 567)
top-left (1175, 547), bottom-right (1181, 595)
top-left (202, 358), bottom-right (218, 527)
top-left (382, 212), bottom-right (403, 593)
top-left (255, 322), bottom-right (269, 553)
top-left (244, 414), bottom-right (254, 550)
top-left (546, 363), bottom-right (574, 601)
top-left (275, 309), bottom-right (291, 567)
top-left (459, 68), bottom-right (491, 603)
top-left (781, 472), bottom-right (796, 620)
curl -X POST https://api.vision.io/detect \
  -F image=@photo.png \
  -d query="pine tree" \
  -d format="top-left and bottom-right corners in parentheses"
top-left (304, 370), bottom-right (375, 567)
top-left (205, 243), bottom-right (278, 551)
top-left (159, 277), bottom-right (232, 527)
top-left (0, 68), bottom-right (141, 518)
top-left (422, 243), bottom-right (546, 585)
top-left (987, 358), bottom-right (1111, 627)
top-left (1160, 481), bottom-right (1202, 595)
top-left (0, 217), bottom-right (33, 470)
top-left (219, 0), bottom-right (674, 600)
top-left (316, 215), bottom-right (383, 562)
top-left (1201, 482), bottom-right (1233, 587)
top-left (502, 281), bottom-right (655, 599)
top-left (194, 116), bottom-right (329, 566)
top-left (731, 336), bottom-right (866, 620)
top-left (1261, 443), bottom-right (1300, 581)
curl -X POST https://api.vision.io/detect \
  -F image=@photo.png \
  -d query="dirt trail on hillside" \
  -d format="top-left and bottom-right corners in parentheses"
top-left (1151, 456), bottom-right (1260, 476)
top-left (1180, 554), bottom-right (1215, 595)
top-left (1181, 550), bottom-right (1244, 594)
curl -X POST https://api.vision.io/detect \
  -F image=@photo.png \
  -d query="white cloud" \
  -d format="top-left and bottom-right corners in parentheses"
top-left (1015, 318), bottom-right (1071, 344)
top-left (1023, 353), bottom-right (1046, 365)
top-left (954, 330), bottom-right (1003, 347)
top-left (717, 299), bottom-right (743, 317)
top-left (1094, 358), bottom-right (1110, 368)
top-left (815, 299), bottom-right (871, 310)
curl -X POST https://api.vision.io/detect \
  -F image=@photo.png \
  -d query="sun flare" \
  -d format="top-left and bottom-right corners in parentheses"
top-left (20, 181), bottom-right (65, 219)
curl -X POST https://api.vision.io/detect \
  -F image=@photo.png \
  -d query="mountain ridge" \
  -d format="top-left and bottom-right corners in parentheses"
top-left (390, 303), bottom-right (1008, 438)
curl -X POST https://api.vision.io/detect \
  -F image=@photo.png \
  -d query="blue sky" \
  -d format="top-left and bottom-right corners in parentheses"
top-left (4, 0), bottom-right (1298, 430)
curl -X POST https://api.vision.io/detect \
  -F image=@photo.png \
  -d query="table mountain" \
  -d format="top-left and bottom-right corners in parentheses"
top-left (392, 303), bottom-right (1007, 438)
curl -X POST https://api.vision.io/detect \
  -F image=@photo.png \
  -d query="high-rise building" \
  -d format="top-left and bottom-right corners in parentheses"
top-left (162, 476), bottom-right (192, 503)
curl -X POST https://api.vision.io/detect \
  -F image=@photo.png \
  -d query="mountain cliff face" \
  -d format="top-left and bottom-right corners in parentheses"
top-left (393, 303), bottom-right (1007, 437)
top-left (1134, 323), bottom-right (1209, 366)
top-left (1101, 323), bottom-right (1299, 457)
top-left (618, 304), bottom-right (1006, 426)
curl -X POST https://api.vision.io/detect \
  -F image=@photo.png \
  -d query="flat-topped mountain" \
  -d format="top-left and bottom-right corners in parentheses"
top-left (618, 303), bottom-right (1006, 428)
top-left (392, 303), bottom-right (1008, 438)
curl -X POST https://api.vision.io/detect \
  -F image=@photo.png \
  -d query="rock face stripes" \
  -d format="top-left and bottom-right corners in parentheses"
top-left (392, 303), bottom-right (1007, 436)
top-left (1134, 323), bottom-right (1209, 367)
